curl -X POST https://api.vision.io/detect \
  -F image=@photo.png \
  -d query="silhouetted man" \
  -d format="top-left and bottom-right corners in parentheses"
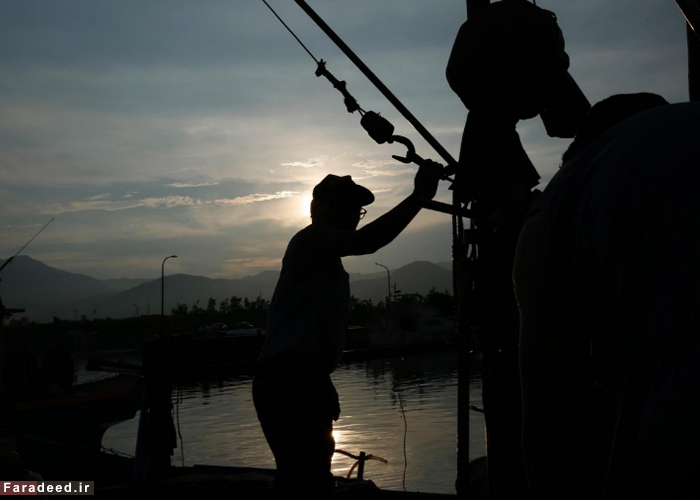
top-left (253, 164), bottom-right (441, 491)
top-left (515, 96), bottom-right (700, 499)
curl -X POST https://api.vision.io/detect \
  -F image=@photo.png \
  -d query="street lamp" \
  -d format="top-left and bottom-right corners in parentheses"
top-left (375, 263), bottom-right (391, 308)
top-left (161, 255), bottom-right (177, 334)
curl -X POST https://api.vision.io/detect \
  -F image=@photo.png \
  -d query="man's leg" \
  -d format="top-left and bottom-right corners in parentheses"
top-left (253, 374), bottom-right (336, 491)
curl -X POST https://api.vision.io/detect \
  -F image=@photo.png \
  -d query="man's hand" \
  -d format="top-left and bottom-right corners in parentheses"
top-left (412, 159), bottom-right (443, 200)
top-left (328, 159), bottom-right (444, 257)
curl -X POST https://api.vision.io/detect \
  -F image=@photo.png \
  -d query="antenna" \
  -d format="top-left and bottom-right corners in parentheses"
top-left (0, 218), bottom-right (55, 275)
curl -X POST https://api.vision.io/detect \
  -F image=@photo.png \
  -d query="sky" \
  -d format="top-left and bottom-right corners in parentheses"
top-left (0, 1), bottom-right (690, 280)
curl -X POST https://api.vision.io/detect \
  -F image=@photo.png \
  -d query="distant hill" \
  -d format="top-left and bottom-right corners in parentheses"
top-left (350, 261), bottom-right (452, 303)
top-left (436, 262), bottom-right (452, 272)
top-left (1, 256), bottom-right (112, 303)
top-left (101, 278), bottom-right (153, 292)
top-left (1, 256), bottom-right (453, 323)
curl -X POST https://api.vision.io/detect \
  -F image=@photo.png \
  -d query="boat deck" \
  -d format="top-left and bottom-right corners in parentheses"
top-left (97, 464), bottom-right (461, 499)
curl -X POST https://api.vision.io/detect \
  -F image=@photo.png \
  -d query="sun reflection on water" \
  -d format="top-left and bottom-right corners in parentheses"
top-left (103, 351), bottom-right (484, 494)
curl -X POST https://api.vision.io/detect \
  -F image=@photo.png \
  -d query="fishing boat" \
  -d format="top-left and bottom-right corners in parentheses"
top-left (0, 222), bottom-right (145, 481)
top-left (1, 372), bottom-right (143, 481)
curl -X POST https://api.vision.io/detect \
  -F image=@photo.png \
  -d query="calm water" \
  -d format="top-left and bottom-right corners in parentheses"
top-left (101, 350), bottom-right (485, 495)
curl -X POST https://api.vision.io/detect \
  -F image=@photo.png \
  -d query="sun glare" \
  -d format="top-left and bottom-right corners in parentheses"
top-left (301, 194), bottom-right (313, 218)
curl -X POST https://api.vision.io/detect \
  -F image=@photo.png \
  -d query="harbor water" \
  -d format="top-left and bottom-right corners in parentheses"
top-left (102, 350), bottom-right (485, 494)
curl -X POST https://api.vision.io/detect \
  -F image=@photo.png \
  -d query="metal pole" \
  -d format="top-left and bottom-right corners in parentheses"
top-left (357, 451), bottom-right (366, 480)
top-left (294, 0), bottom-right (458, 170)
top-left (161, 255), bottom-right (177, 336)
top-left (459, 4), bottom-right (489, 498)
top-left (689, 23), bottom-right (700, 101)
top-left (375, 263), bottom-right (391, 307)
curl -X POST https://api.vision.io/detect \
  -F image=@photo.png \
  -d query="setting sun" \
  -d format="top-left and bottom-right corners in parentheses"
top-left (301, 194), bottom-right (313, 218)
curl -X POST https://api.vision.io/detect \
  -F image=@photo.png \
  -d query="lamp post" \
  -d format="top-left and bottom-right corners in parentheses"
top-left (161, 255), bottom-right (177, 335)
top-left (375, 263), bottom-right (391, 308)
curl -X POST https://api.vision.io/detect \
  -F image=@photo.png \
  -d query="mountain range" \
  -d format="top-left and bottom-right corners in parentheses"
top-left (0, 256), bottom-right (453, 323)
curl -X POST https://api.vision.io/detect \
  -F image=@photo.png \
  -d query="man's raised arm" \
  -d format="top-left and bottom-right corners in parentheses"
top-left (316, 161), bottom-right (443, 257)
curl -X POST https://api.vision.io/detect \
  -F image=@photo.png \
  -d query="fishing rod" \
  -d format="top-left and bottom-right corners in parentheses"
top-left (261, 0), bottom-right (463, 194)
top-left (0, 218), bottom-right (55, 275)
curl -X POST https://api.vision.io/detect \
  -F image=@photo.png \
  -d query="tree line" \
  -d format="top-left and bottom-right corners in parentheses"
top-left (169, 288), bottom-right (455, 330)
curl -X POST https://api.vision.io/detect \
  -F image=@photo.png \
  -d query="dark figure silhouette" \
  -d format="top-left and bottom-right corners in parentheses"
top-left (253, 165), bottom-right (441, 492)
top-left (446, 1), bottom-right (588, 498)
top-left (447, 0), bottom-right (589, 211)
top-left (514, 96), bottom-right (700, 499)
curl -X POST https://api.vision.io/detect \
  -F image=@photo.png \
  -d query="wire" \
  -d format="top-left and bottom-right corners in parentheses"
top-left (14, 218), bottom-right (54, 258)
top-left (0, 218), bottom-right (54, 274)
top-left (260, 0), bottom-right (319, 64)
top-left (172, 385), bottom-right (185, 466)
top-left (394, 374), bottom-right (408, 492)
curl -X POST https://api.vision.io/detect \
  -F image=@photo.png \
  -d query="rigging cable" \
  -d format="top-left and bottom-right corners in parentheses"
top-left (0, 218), bottom-right (55, 274)
top-left (260, 0), bottom-right (463, 179)
top-left (261, 0), bottom-right (319, 64)
top-left (293, 0), bottom-right (458, 171)
top-left (261, 0), bottom-right (365, 117)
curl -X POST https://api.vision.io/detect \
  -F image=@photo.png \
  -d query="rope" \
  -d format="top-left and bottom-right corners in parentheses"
top-left (395, 376), bottom-right (408, 491)
top-left (172, 385), bottom-right (185, 466)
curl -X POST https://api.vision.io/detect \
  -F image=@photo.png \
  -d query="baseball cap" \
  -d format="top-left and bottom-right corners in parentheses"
top-left (312, 175), bottom-right (375, 206)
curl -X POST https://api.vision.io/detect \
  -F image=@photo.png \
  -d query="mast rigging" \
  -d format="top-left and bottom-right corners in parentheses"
top-left (260, 0), bottom-right (459, 186)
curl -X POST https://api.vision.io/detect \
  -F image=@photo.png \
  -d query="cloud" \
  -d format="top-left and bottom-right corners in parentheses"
top-left (222, 256), bottom-right (282, 273)
top-left (281, 157), bottom-right (327, 169)
top-left (4, 221), bottom-right (52, 230)
top-left (47, 195), bottom-right (198, 214)
top-left (178, 166), bottom-right (212, 172)
top-left (166, 181), bottom-right (220, 188)
top-left (86, 193), bottom-right (112, 201)
top-left (352, 158), bottom-right (414, 178)
top-left (212, 191), bottom-right (297, 207)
